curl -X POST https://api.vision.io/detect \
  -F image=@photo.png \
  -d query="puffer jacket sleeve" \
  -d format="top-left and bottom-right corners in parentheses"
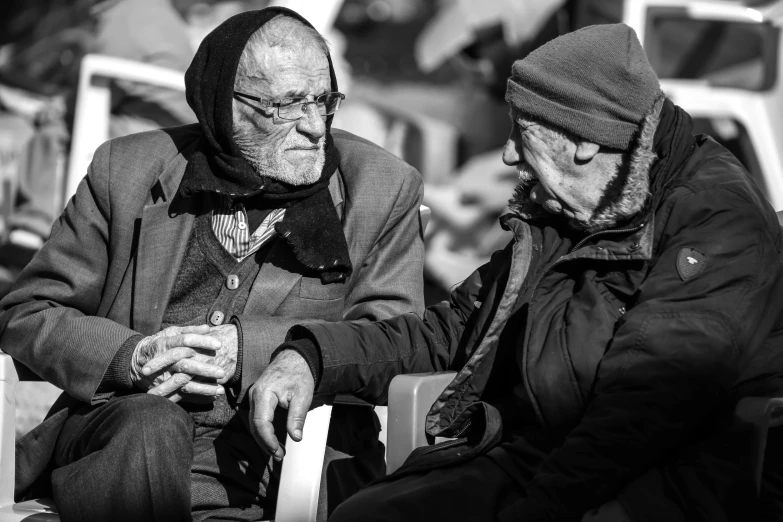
top-left (513, 187), bottom-right (783, 520)
top-left (291, 243), bottom-right (514, 403)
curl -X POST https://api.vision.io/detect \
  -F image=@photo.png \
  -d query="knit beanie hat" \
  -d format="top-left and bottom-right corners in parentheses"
top-left (505, 23), bottom-right (661, 151)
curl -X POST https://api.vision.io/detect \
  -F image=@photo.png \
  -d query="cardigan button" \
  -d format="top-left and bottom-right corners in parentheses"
top-left (226, 275), bottom-right (239, 290)
top-left (210, 311), bottom-right (225, 326)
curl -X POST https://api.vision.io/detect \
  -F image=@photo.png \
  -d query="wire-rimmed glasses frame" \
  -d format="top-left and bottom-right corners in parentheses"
top-left (233, 91), bottom-right (345, 121)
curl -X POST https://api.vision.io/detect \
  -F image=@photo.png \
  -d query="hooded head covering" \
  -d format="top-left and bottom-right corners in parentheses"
top-left (180, 6), bottom-right (351, 283)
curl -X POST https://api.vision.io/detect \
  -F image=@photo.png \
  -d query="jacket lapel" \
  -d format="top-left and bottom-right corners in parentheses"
top-left (132, 152), bottom-right (195, 335)
top-left (244, 170), bottom-right (345, 316)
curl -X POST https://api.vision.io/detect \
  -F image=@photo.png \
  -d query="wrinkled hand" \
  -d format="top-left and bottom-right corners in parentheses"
top-left (201, 324), bottom-right (238, 385)
top-left (249, 350), bottom-right (314, 460)
top-left (131, 324), bottom-right (225, 402)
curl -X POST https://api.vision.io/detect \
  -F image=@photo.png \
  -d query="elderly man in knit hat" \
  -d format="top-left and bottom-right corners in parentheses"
top-left (0, 7), bottom-right (426, 522)
top-left (255, 23), bottom-right (783, 521)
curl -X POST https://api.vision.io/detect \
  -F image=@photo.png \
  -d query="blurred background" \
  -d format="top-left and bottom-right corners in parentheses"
top-left (2, 0), bottom-right (782, 436)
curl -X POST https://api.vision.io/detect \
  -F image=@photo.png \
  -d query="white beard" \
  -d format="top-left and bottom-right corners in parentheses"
top-left (239, 132), bottom-right (327, 186)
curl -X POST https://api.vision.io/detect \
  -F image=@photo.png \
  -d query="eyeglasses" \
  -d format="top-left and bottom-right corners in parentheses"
top-left (233, 91), bottom-right (345, 121)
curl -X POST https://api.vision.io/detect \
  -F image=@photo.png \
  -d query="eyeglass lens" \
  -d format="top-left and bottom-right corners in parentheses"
top-left (277, 93), bottom-right (343, 120)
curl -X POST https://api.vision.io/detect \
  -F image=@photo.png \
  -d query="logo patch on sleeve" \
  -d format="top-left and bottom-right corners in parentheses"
top-left (677, 247), bottom-right (708, 280)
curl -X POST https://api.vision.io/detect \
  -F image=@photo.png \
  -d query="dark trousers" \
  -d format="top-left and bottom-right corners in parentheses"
top-left (327, 438), bottom-right (633, 522)
top-left (52, 394), bottom-right (194, 522)
top-left (51, 394), bottom-right (385, 522)
top-left (51, 394), bottom-right (278, 522)
top-left (328, 453), bottom-right (526, 522)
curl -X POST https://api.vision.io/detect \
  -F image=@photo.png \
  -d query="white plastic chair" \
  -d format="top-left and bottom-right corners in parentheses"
top-left (64, 54), bottom-right (186, 207)
top-left (623, 0), bottom-right (783, 212)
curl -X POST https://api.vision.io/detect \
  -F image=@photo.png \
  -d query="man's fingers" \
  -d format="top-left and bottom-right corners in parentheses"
top-left (176, 324), bottom-right (211, 335)
top-left (148, 371), bottom-right (224, 398)
top-left (170, 358), bottom-right (226, 380)
top-left (251, 390), bottom-right (285, 461)
top-left (180, 381), bottom-right (225, 397)
top-left (286, 388), bottom-right (313, 442)
top-left (166, 333), bottom-right (221, 351)
top-left (147, 372), bottom-right (193, 397)
top-left (142, 347), bottom-right (195, 376)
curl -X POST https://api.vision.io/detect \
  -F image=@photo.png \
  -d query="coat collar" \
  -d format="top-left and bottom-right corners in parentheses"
top-left (501, 212), bottom-right (654, 263)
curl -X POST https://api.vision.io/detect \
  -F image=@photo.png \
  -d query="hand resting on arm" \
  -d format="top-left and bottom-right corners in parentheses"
top-left (248, 348), bottom-right (315, 460)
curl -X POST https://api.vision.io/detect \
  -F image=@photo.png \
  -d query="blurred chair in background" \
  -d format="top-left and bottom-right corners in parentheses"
top-left (92, 0), bottom-right (197, 138)
top-left (0, 0), bottom-right (201, 303)
top-left (412, 0), bottom-right (570, 298)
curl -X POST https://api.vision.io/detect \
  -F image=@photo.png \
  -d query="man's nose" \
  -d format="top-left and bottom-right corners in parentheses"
top-left (502, 138), bottom-right (519, 166)
top-left (295, 103), bottom-right (326, 140)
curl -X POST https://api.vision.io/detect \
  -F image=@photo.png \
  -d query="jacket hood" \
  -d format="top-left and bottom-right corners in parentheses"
top-left (509, 94), bottom-right (664, 234)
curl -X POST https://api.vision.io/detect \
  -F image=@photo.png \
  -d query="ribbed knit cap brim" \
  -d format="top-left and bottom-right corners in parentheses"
top-left (505, 23), bottom-right (661, 151)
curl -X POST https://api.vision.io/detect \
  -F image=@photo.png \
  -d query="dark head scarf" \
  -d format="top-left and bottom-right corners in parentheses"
top-left (181, 6), bottom-right (351, 283)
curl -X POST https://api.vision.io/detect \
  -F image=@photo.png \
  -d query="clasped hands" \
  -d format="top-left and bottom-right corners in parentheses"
top-left (130, 324), bottom-right (238, 403)
top-left (130, 324), bottom-right (314, 461)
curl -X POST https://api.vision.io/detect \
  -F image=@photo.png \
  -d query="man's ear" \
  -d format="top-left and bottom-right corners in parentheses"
top-left (575, 141), bottom-right (601, 162)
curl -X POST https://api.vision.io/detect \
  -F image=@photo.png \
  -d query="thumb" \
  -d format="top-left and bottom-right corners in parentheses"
top-left (286, 387), bottom-right (313, 441)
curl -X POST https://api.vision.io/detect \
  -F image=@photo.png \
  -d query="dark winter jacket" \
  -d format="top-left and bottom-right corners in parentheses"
top-left (291, 99), bottom-right (783, 521)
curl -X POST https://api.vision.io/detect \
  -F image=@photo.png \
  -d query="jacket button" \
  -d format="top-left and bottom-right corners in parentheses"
top-left (630, 243), bottom-right (640, 251)
top-left (210, 311), bottom-right (225, 326)
top-left (226, 275), bottom-right (239, 290)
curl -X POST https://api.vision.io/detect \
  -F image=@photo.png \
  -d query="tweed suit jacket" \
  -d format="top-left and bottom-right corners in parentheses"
top-left (0, 124), bottom-right (425, 497)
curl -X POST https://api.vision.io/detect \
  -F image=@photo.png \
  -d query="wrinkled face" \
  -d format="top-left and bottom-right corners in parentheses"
top-left (233, 42), bottom-right (330, 186)
top-left (502, 111), bottom-right (611, 228)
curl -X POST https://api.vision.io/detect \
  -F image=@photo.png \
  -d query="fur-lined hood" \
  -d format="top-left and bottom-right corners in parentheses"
top-left (509, 94), bottom-right (665, 234)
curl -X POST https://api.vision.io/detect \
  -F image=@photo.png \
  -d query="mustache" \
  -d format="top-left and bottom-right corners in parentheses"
top-left (516, 162), bottom-right (537, 183)
top-left (286, 136), bottom-right (326, 150)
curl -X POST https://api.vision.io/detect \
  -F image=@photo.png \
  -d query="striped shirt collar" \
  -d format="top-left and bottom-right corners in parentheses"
top-left (211, 194), bottom-right (285, 260)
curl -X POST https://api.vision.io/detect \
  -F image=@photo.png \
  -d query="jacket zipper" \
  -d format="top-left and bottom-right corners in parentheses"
top-left (522, 222), bottom-right (647, 421)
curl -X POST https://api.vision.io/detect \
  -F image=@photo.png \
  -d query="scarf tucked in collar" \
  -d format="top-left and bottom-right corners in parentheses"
top-left (179, 7), bottom-right (351, 284)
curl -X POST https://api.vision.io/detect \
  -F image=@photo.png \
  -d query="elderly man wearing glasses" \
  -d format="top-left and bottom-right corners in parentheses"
top-left (0, 7), bottom-right (425, 522)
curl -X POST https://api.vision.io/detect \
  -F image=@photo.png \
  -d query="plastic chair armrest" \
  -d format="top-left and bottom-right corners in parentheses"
top-left (0, 354), bottom-right (19, 508)
top-left (735, 396), bottom-right (783, 427)
top-left (386, 372), bottom-right (456, 475)
top-left (734, 396), bottom-right (783, 495)
top-left (274, 399), bottom-right (333, 522)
